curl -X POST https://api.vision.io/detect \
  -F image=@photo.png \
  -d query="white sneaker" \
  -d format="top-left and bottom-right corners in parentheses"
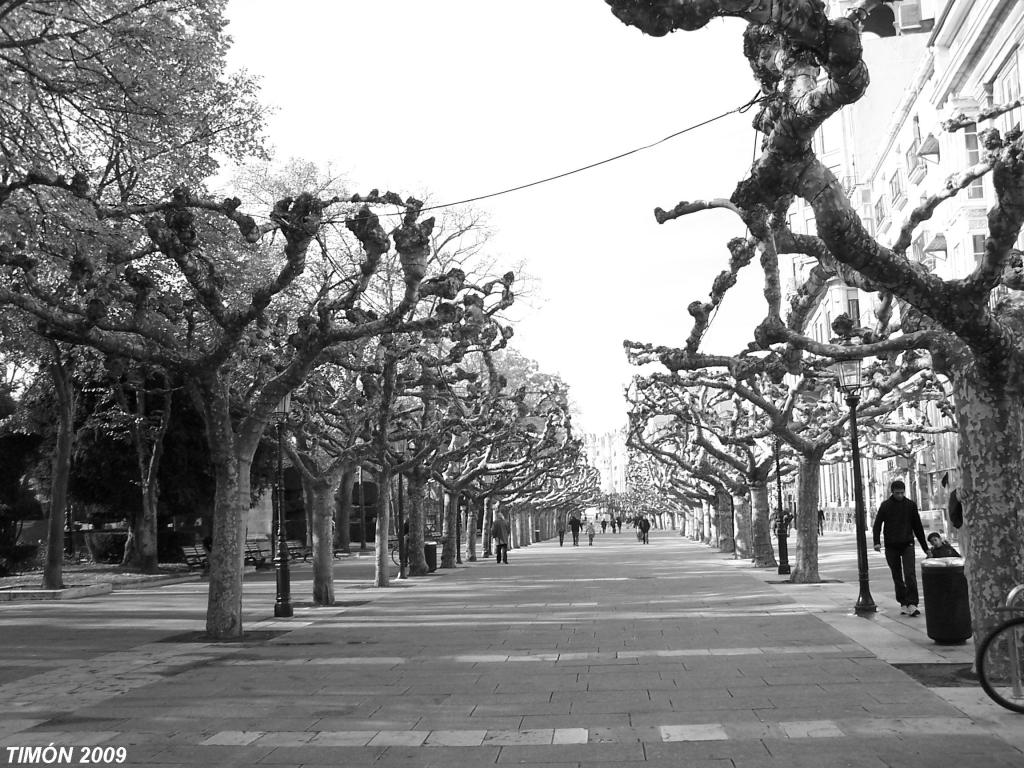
top-left (908, 606), bottom-right (920, 617)
top-left (899, 605), bottom-right (908, 615)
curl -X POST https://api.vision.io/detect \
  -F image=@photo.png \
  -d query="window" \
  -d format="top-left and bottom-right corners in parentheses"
top-left (874, 197), bottom-right (887, 226)
top-left (846, 289), bottom-right (860, 323)
top-left (912, 232), bottom-right (927, 263)
top-left (890, 169), bottom-right (906, 207)
top-left (965, 123), bottom-right (985, 199)
top-left (973, 234), bottom-right (987, 268)
top-left (907, 117), bottom-right (926, 183)
top-left (993, 54), bottom-right (1021, 136)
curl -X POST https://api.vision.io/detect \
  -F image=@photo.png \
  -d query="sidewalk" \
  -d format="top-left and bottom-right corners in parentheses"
top-left (0, 528), bottom-right (1021, 767)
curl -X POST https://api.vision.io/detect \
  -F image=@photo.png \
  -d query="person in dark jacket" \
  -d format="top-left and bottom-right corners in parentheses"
top-left (491, 511), bottom-right (511, 564)
top-left (569, 514), bottom-right (582, 546)
top-left (638, 516), bottom-right (651, 544)
top-left (872, 480), bottom-right (929, 616)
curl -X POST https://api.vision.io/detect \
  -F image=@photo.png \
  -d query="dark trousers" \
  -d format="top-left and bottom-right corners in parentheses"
top-left (884, 542), bottom-right (918, 606)
top-left (558, 531), bottom-right (565, 546)
top-left (495, 543), bottom-right (508, 563)
top-left (571, 531), bottom-right (580, 545)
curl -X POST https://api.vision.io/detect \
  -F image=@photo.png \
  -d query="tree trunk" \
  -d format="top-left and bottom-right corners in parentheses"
top-left (440, 489), bottom-right (458, 568)
top-left (122, 478), bottom-right (161, 573)
top-left (201, 379), bottom-right (245, 641)
top-left (42, 357), bottom-right (74, 590)
top-left (374, 466), bottom-right (393, 587)
top-left (483, 496), bottom-right (494, 557)
top-left (308, 477), bottom-right (336, 605)
top-left (952, 366), bottom-right (1024, 644)
top-left (749, 482), bottom-right (778, 568)
top-left (716, 490), bottom-right (735, 553)
top-left (404, 470), bottom-right (429, 576)
top-left (790, 454), bottom-right (823, 584)
top-left (734, 495), bottom-right (752, 558)
top-left (466, 496), bottom-right (479, 561)
top-left (120, 374), bottom-right (170, 573)
top-left (336, 466), bottom-right (354, 554)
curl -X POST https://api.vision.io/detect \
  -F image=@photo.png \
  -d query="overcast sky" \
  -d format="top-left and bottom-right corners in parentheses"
top-left (223, 1), bottom-right (767, 434)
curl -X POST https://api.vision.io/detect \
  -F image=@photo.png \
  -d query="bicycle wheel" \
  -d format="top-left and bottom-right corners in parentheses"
top-left (977, 616), bottom-right (1024, 714)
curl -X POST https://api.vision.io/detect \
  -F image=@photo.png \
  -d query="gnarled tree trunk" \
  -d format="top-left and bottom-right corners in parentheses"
top-left (952, 364), bottom-right (1024, 642)
top-left (201, 378), bottom-right (246, 640)
top-left (42, 355), bottom-right (74, 590)
top-left (307, 477), bottom-right (337, 605)
top-left (734, 495), bottom-right (752, 558)
top-left (404, 468), bottom-right (429, 576)
top-left (790, 454), bottom-right (823, 583)
top-left (749, 482), bottom-right (777, 568)
top-left (715, 489), bottom-right (735, 553)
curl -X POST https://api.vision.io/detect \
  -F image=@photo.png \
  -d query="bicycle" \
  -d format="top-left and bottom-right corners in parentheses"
top-left (388, 536), bottom-right (400, 566)
top-left (976, 585), bottom-right (1024, 713)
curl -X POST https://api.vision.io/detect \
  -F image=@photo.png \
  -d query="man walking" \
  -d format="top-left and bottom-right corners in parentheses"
top-left (491, 511), bottom-right (511, 564)
top-left (872, 480), bottom-right (929, 616)
top-left (556, 512), bottom-right (567, 547)
top-left (638, 516), bottom-right (651, 544)
top-left (569, 514), bottom-right (582, 546)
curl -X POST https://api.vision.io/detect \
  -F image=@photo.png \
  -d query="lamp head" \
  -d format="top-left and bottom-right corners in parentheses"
top-left (272, 392), bottom-right (292, 422)
top-left (832, 358), bottom-right (863, 394)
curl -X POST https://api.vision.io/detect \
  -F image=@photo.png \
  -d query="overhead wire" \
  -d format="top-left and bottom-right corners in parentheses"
top-left (243, 93), bottom-right (766, 229)
top-left (255, 93), bottom-right (767, 295)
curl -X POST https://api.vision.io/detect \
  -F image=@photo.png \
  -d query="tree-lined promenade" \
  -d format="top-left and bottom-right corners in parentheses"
top-left (0, 0), bottom-right (599, 640)
top-left (2, 0), bottom-right (1023, 656)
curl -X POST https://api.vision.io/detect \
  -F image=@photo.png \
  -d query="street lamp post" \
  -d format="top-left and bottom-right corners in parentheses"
top-left (775, 437), bottom-right (791, 575)
top-left (272, 394), bottom-right (293, 618)
top-left (833, 358), bottom-right (877, 615)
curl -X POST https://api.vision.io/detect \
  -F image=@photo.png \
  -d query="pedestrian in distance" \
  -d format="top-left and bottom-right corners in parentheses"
top-left (569, 514), bottom-right (582, 546)
top-left (600, 518), bottom-right (608, 534)
top-left (817, 508), bottom-right (825, 536)
top-left (872, 480), bottom-right (929, 616)
top-left (638, 516), bottom-right (651, 544)
top-left (491, 511), bottom-right (511, 564)
top-left (586, 520), bottom-right (596, 546)
top-left (927, 532), bottom-right (961, 558)
top-left (557, 514), bottom-right (567, 547)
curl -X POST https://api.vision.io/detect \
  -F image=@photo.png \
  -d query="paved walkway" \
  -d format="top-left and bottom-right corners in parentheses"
top-left (1, 529), bottom-right (1022, 767)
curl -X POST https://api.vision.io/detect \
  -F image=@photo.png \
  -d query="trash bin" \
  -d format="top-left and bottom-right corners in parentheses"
top-left (533, 529), bottom-right (541, 543)
top-left (921, 557), bottom-right (972, 644)
top-left (423, 541), bottom-right (437, 573)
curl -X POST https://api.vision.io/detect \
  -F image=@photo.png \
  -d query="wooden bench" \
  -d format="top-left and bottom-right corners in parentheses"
top-left (245, 538), bottom-right (273, 568)
top-left (286, 539), bottom-right (311, 561)
top-left (181, 545), bottom-right (208, 571)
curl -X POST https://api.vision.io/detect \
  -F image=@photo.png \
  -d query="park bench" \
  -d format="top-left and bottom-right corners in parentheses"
top-left (286, 539), bottom-right (311, 561)
top-left (180, 545), bottom-right (208, 571)
top-left (244, 538), bottom-right (273, 568)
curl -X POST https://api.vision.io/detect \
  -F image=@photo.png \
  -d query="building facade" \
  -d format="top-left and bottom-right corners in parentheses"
top-left (583, 428), bottom-right (627, 496)
top-left (784, 0), bottom-right (1023, 533)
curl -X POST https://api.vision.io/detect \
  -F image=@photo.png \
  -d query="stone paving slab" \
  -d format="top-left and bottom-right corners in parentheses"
top-left (0, 531), bottom-right (1022, 767)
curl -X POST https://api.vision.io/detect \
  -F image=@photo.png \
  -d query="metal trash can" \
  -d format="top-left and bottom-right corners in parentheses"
top-left (533, 529), bottom-right (541, 543)
top-left (921, 557), bottom-right (972, 644)
top-left (423, 542), bottom-right (437, 573)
